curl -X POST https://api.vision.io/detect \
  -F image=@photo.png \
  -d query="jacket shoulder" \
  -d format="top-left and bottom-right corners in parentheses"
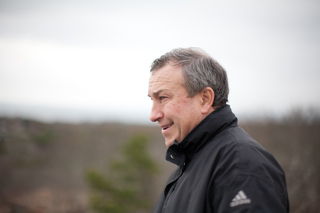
top-left (204, 127), bottom-right (289, 212)
top-left (203, 126), bottom-right (286, 191)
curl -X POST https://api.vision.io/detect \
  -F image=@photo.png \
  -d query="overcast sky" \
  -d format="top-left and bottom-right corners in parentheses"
top-left (0, 0), bottom-right (319, 123)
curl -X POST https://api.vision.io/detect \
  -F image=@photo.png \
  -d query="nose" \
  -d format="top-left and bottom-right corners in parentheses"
top-left (149, 101), bottom-right (163, 122)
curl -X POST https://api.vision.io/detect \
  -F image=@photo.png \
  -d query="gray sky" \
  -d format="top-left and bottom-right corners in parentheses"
top-left (0, 0), bottom-right (319, 123)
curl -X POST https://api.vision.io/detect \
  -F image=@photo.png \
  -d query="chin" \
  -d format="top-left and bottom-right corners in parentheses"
top-left (165, 140), bottom-right (173, 147)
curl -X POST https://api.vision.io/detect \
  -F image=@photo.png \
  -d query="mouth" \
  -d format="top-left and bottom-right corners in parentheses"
top-left (161, 123), bottom-right (173, 131)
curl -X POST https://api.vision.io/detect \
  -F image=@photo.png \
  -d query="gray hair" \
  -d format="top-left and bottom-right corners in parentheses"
top-left (150, 47), bottom-right (229, 107)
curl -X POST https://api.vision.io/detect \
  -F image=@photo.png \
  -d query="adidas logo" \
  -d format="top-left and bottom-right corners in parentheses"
top-left (230, 190), bottom-right (251, 207)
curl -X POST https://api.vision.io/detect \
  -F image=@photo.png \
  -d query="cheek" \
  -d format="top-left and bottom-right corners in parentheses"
top-left (172, 103), bottom-right (192, 128)
top-left (176, 99), bottom-right (198, 115)
top-left (178, 101), bottom-right (202, 126)
top-left (175, 98), bottom-right (190, 112)
top-left (163, 101), bottom-right (181, 116)
top-left (171, 103), bottom-right (188, 121)
top-left (164, 99), bottom-right (200, 125)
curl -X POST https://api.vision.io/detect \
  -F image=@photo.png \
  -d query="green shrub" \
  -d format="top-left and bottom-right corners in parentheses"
top-left (86, 134), bottom-right (158, 213)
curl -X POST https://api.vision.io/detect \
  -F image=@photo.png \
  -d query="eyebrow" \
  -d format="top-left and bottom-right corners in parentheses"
top-left (148, 89), bottom-right (165, 98)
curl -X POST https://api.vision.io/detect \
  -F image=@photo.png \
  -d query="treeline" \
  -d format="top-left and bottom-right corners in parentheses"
top-left (0, 108), bottom-right (319, 213)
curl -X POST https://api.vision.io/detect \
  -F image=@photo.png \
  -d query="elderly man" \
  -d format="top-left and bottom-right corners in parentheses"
top-left (148, 48), bottom-right (289, 212)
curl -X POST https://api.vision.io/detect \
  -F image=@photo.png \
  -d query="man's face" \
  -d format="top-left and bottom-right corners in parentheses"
top-left (148, 64), bottom-right (205, 147)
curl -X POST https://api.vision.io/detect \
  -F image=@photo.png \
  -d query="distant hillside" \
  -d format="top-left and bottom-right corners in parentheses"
top-left (0, 111), bottom-right (319, 212)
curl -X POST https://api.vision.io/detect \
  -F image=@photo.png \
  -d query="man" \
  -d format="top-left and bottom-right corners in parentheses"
top-left (148, 48), bottom-right (289, 212)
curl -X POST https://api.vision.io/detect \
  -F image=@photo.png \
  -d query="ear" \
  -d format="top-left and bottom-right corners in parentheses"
top-left (200, 87), bottom-right (214, 114)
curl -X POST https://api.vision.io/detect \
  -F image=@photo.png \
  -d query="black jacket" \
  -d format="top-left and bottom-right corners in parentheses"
top-left (153, 105), bottom-right (289, 213)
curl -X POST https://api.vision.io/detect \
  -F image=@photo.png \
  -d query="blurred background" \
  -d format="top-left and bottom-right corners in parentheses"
top-left (0, 0), bottom-right (319, 212)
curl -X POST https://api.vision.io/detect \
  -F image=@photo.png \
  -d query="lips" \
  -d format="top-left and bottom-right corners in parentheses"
top-left (161, 123), bottom-right (173, 131)
top-left (163, 124), bottom-right (173, 130)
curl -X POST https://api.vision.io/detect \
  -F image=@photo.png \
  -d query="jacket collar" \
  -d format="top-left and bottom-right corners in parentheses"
top-left (166, 105), bottom-right (238, 167)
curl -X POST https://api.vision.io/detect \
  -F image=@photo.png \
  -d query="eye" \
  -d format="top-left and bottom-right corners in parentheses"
top-left (160, 96), bottom-right (167, 101)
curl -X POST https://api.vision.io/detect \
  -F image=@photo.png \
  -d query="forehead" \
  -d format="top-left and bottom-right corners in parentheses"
top-left (148, 64), bottom-right (184, 94)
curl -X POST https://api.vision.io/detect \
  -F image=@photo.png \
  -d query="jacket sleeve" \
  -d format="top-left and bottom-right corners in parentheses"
top-left (210, 174), bottom-right (289, 212)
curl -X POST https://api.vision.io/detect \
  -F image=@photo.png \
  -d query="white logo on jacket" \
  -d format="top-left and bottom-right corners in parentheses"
top-left (230, 190), bottom-right (251, 207)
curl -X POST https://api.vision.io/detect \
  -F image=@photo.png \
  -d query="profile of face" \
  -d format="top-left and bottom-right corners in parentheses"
top-left (148, 64), bottom-right (213, 147)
